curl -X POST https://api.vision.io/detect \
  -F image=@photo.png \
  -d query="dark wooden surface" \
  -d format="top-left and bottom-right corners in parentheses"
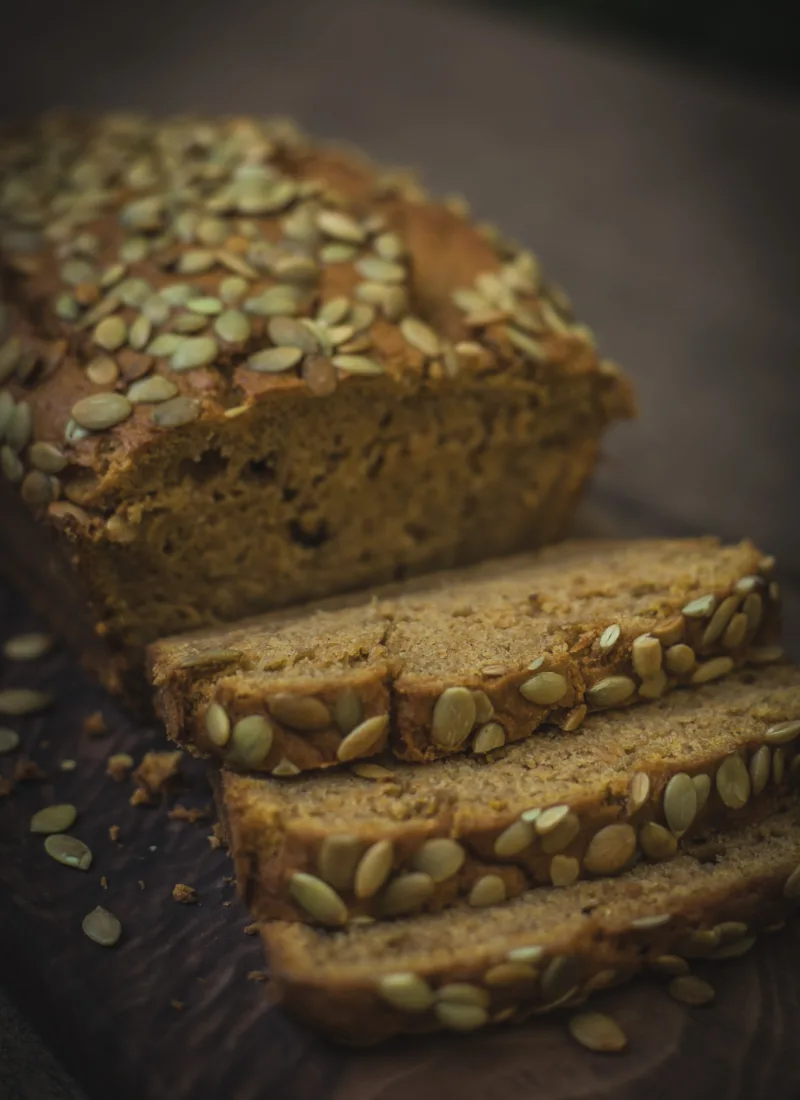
top-left (1, 0), bottom-right (799, 1097)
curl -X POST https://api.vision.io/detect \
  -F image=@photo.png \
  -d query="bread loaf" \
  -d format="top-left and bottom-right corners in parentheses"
top-left (219, 665), bottom-right (800, 923)
top-left (0, 114), bottom-right (632, 698)
top-left (262, 807), bottom-right (800, 1043)
top-left (150, 537), bottom-right (781, 773)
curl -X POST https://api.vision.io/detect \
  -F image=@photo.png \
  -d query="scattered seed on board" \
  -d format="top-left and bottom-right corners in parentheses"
top-left (0, 727), bottom-right (21, 754)
top-left (45, 834), bottom-right (92, 870)
top-left (0, 688), bottom-right (52, 715)
top-left (668, 975), bottom-right (715, 1006)
top-left (568, 1012), bottom-right (627, 1053)
top-left (82, 906), bottom-right (122, 947)
top-left (30, 803), bottom-right (77, 834)
top-left (3, 633), bottom-right (53, 661)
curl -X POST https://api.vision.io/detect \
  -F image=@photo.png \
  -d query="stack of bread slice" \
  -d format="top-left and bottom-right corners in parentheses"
top-left (150, 536), bottom-right (799, 1043)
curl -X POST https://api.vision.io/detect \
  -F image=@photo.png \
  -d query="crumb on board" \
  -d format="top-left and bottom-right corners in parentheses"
top-left (131, 750), bottom-right (182, 803)
top-left (244, 922), bottom-right (259, 936)
top-left (129, 787), bottom-right (150, 807)
top-left (106, 753), bottom-right (134, 781)
top-left (100, 875), bottom-right (108, 889)
top-left (13, 756), bottom-right (47, 782)
top-left (222, 900), bottom-right (233, 908)
top-left (172, 883), bottom-right (198, 904)
top-left (168, 803), bottom-right (211, 823)
top-left (83, 711), bottom-right (107, 736)
top-left (170, 1000), bottom-right (185, 1012)
top-left (109, 824), bottom-right (120, 842)
top-left (208, 821), bottom-right (225, 849)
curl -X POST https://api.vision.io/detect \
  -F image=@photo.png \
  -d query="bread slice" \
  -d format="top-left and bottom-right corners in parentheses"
top-left (150, 537), bottom-right (781, 774)
top-left (220, 666), bottom-right (800, 922)
top-left (262, 808), bottom-right (800, 1044)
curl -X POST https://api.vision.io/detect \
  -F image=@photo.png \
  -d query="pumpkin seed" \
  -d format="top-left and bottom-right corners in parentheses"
top-left (377, 973), bottom-right (434, 1012)
top-left (214, 309), bottom-right (250, 343)
top-left (692, 657), bottom-right (734, 684)
top-left (599, 624), bottom-right (621, 652)
top-left (663, 773), bottom-right (697, 836)
top-left (506, 326), bottom-right (545, 361)
top-left (435, 1001), bottom-right (488, 1031)
top-left (71, 393), bottom-right (131, 431)
top-left (0, 337), bottom-right (22, 382)
top-left (540, 812), bottom-right (580, 854)
top-left (318, 835), bottom-right (363, 890)
top-left (494, 818), bottom-right (534, 858)
top-left (289, 872), bottom-right (347, 926)
top-left (673, 928), bottom-right (721, 957)
top-left (170, 335), bottom-right (218, 371)
top-left (472, 721), bottom-right (506, 753)
top-left (748, 645), bottom-right (784, 665)
top-left (632, 634), bottom-right (662, 678)
top-left (669, 975), bottom-right (714, 1006)
top-left (507, 945), bottom-right (545, 964)
top-left (628, 772), bottom-right (650, 813)
top-left (692, 773), bottom-right (711, 811)
top-left (550, 855), bottom-right (580, 886)
top-left (469, 874), bottom-right (507, 907)
top-left (586, 676), bottom-right (636, 707)
top-left (178, 249), bottom-right (216, 275)
top-left (320, 243), bottom-right (357, 264)
top-left (268, 316), bottom-right (319, 353)
top-left (519, 671), bottom-right (568, 706)
top-left (244, 286), bottom-right (302, 317)
top-left (583, 823), bottom-right (636, 875)
top-left (204, 702), bottom-right (230, 748)
top-left (639, 670), bottom-right (668, 699)
top-left (30, 803), bottom-right (76, 834)
top-left (1, 446), bottom-right (24, 482)
top-left (431, 687), bottom-right (476, 750)
top-left (711, 936), bottom-right (757, 960)
top-left (0, 688), bottom-right (52, 715)
top-left (470, 690), bottom-right (493, 724)
top-left (354, 840), bottom-right (394, 898)
top-left (219, 276), bottom-right (249, 304)
top-left (652, 615), bottom-right (685, 646)
top-left (484, 962), bottom-right (537, 985)
top-left (650, 955), bottom-right (689, 976)
top-left (269, 693), bottom-right (331, 731)
top-left (437, 983), bottom-right (490, 1008)
top-left (723, 613), bottom-right (748, 649)
top-left (272, 757), bottom-right (301, 777)
top-left (640, 822), bottom-right (678, 860)
top-left (701, 595), bottom-right (741, 648)
top-left (665, 644), bottom-right (696, 675)
top-left (630, 913), bottom-right (671, 930)
top-left (380, 872), bottom-right (435, 916)
top-left (716, 754), bottom-right (750, 809)
top-left (151, 396), bottom-right (200, 427)
top-left (331, 353), bottom-right (384, 375)
top-left (399, 316), bottom-right (440, 357)
top-left (410, 838), bottom-right (465, 882)
top-left (568, 1011), bottom-right (627, 1053)
top-left (0, 727), bottom-right (21, 754)
top-left (127, 376), bottom-right (178, 404)
top-left (749, 744), bottom-right (771, 795)
top-left (356, 257), bottom-right (406, 284)
top-left (535, 805), bottom-right (571, 835)
top-left (248, 346), bottom-right (303, 373)
top-left (541, 956), bottom-right (581, 1003)
top-left (337, 714), bottom-right (389, 761)
top-left (765, 720), bottom-right (800, 745)
top-left (86, 355), bottom-right (119, 386)
top-left (45, 834), bottom-right (92, 870)
top-left (93, 316), bottom-right (127, 351)
top-left (743, 592), bottom-right (763, 634)
top-left (332, 690), bottom-right (362, 735)
top-left (774, 747), bottom-right (787, 785)
top-left (682, 594), bottom-right (716, 618)
top-left (82, 906), bottom-right (122, 947)
top-left (229, 714), bottom-right (274, 767)
top-left (316, 209), bottom-right (366, 243)
top-left (782, 864), bottom-right (800, 899)
top-left (3, 633), bottom-right (52, 661)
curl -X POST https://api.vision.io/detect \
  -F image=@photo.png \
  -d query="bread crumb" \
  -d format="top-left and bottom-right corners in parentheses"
top-left (170, 1000), bottom-right (185, 1011)
top-left (132, 750), bottom-right (181, 802)
top-left (106, 753), bottom-right (134, 781)
top-left (244, 922), bottom-right (259, 936)
top-left (109, 824), bottom-right (120, 842)
top-left (208, 821), bottom-right (225, 849)
top-left (100, 875), bottom-right (108, 889)
top-left (246, 970), bottom-right (267, 983)
top-left (13, 756), bottom-right (47, 782)
top-left (172, 883), bottom-right (198, 904)
top-left (222, 900), bottom-right (233, 908)
top-left (83, 711), bottom-right (107, 736)
top-left (168, 803), bottom-right (210, 823)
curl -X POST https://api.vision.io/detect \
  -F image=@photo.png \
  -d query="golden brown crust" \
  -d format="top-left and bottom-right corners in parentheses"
top-left (261, 809), bottom-right (800, 1044)
top-left (0, 114), bottom-right (632, 693)
top-left (150, 537), bottom-right (782, 774)
top-left (220, 666), bottom-right (800, 922)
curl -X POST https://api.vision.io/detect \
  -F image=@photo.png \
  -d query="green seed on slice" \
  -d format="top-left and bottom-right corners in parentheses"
top-left (70, 393), bottom-right (132, 431)
top-left (30, 803), bottom-right (77, 834)
top-left (82, 906), bottom-right (122, 947)
top-left (45, 834), bottom-right (92, 870)
top-left (247, 346), bottom-right (304, 373)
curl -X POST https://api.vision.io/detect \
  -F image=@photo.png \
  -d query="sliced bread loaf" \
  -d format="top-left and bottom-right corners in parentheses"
top-left (150, 537), bottom-right (781, 774)
top-left (262, 808), bottom-right (800, 1044)
top-left (220, 666), bottom-right (800, 923)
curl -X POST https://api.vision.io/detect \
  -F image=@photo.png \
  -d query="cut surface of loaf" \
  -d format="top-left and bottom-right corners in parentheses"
top-left (220, 666), bottom-right (800, 922)
top-left (262, 808), bottom-right (800, 1044)
top-left (0, 114), bottom-right (633, 698)
top-left (150, 537), bottom-right (782, 773)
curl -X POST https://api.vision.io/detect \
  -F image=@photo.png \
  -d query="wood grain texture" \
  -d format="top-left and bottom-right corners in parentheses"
top-left (1, 512), bottom-right (799, 1100)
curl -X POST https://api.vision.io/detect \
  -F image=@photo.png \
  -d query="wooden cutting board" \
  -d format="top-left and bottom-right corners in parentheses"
top-left (2, 556), bottom-right (800, 1100)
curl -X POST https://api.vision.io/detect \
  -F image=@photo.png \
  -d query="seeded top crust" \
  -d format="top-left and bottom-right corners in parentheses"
top-left (0, 114), bottom-right (632, 522)
top-left (152, 536), bottom-right (763, 685)
top-left (264, 807), bottom-right (800, 976)
top-left (222, 665), bottom-right (800, 830)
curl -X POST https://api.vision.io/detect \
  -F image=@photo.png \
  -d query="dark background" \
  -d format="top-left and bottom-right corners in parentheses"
top-left (1, 1), bottom-right (799, 1097)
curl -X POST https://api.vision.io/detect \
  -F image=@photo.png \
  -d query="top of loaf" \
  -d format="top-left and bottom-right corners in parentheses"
top-left (0, 113), bottom-right (632, 524)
